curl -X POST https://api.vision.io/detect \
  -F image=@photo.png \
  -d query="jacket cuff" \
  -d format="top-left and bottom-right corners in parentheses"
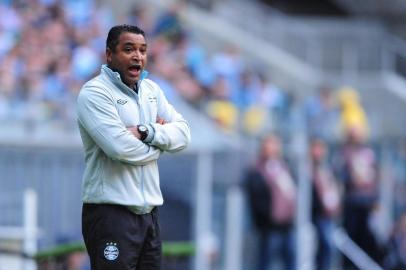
top-left (144, 124), bottom-right (155, 143)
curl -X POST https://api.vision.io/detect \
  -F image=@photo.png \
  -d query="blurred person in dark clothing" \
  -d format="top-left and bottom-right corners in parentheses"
top-left (244, 134), bottom-right (296, 270)
top-left (309, 138), bottom-right (341, 270)
top-left (336, 126), bottom-right (381, 268)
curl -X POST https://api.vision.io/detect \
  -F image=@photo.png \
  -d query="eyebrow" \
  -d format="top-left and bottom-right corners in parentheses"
top-left (123, 42), bottom-right (147, 47)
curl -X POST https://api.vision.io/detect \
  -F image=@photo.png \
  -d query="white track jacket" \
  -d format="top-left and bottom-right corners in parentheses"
top-left (77, 65), bottom-right (191, 214)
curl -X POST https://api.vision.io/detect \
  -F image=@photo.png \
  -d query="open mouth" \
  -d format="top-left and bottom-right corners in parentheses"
top-left (128, 64), bottom-right (141, 76)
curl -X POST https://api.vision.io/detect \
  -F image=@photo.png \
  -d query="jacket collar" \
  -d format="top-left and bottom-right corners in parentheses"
top-left (101, 64), bottom-right (149, 95)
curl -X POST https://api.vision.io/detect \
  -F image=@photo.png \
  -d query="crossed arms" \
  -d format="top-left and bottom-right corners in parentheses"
top-left (77, 85), bottom-right (191, 165)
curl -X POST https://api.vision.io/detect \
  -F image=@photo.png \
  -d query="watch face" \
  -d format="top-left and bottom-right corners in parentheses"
top-left (139, 125), bottom-right (147, 132)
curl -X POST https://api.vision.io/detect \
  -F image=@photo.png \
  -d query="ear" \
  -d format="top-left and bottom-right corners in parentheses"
top-left (106, 48), bottom-right (112, 64)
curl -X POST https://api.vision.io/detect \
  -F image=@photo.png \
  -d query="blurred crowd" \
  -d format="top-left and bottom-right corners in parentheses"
top-left (0, 0), bottom-right (112, 130)
top-left (0, 0), bottom-right (293, 136)
top-left (0, 0), bottom-right (371, 139)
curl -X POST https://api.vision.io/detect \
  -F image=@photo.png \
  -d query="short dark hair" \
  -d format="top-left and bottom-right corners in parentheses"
top-left (106, 24), bottom-right (145, 52)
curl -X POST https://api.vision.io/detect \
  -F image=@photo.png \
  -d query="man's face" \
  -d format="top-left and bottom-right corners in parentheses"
top-left (261, 136), bottom-right (281, 160)
top-left (311, 140), bottom-right (326, 162)
top-left (106, 32), bottom-right (147, 89)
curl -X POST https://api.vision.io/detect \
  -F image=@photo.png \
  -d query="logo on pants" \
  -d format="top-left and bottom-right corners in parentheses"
top-left (104, 242), bottom-right (119, 261)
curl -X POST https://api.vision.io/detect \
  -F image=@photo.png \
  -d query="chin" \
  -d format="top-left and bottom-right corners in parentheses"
top-left (122, 80), bottom-right (134, 89)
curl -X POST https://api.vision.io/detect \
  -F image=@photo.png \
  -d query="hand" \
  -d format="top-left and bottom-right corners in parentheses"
top-left (156, 117), bottom-right (166, 125)
top-left (127, 118), bottom-right (165, 140)
top-left (127, 126), bottom-right (142, 139)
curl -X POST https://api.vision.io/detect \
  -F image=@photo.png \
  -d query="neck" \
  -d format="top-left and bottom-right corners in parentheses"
top-left (107, 65), bottom-right (136, 89)
top-left (124, 80), bottom-right (136, 90)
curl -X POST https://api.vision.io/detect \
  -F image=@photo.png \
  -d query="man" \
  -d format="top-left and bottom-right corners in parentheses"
top-left (309, 138), bottom-right (341, 270)
top-left (76, 24), bottom-right (191, 270)
top-left (336, 126), bottom-right (381, 269)
top-left (244, 134), bottom-right (296, 270)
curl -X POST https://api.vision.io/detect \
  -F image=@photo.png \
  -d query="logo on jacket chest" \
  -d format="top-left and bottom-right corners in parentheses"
top-left (117, 99), bottom-right (128, 105)
top-left (148, 96), bottom-right (157, 103)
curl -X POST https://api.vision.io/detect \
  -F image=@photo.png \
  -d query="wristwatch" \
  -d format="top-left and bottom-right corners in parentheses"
top-left (137, 125), bottom-right (148, 141)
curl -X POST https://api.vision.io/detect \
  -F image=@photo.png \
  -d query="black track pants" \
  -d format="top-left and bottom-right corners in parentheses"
top-left (82, 203), bottom-right (162, 270)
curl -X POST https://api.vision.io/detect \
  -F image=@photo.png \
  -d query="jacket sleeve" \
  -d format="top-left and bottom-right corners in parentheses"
top-left (150, 87), bottom-right (191, 153)
top-left (77, 85), bottom-right (161, 165)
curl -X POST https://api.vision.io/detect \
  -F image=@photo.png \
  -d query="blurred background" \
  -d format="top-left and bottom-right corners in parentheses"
top-left (1, 0), bottom-right (406, 269)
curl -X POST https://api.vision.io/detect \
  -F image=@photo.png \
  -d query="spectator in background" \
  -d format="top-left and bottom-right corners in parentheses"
top-left (237, 69), bottom-right (269, 136)
top-left (304, 86), bottom-right (339, 141)
top-left (240, 73), bottom-right (291, 136)
top-left (176, 33), bottom-right (215, 90)
top-left (336, 126), bottom-right (382, 268)
top-left (206, 75), bottom-right (238, 132)
top-left (147, 35), bottom-right (205, 107)
top-left (0, 3), bottom-right (22, 57)
top-left (211, 44), bottom-right (245, 102)
top-left (309, 138), bottom-right (341, 270)
top-left (153, 1), bottom-right (185, 44)
top-left (244, 134), bottom-right (296, 270)
top-left (337, 86), bottom-right (369, 140)
top-left (234, 68), bottom-right (260, 110)
top-left (128, 4), bottom-right (154, 35)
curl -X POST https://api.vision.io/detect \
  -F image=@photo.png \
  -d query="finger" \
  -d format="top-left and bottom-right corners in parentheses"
top-left (156, 117), bottom-right (165, 125)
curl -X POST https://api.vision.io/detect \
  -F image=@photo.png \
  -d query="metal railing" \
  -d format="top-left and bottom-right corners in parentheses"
top-left (333, 228), bottom-right (383, 270)
top-left (0, 189), bottom-right (39, 270)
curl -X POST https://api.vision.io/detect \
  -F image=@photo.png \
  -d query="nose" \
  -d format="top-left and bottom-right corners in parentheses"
top-left (132, 50), bottom-right (141, 61)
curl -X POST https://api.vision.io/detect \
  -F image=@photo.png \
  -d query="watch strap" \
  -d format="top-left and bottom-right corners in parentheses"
top-left (143, 124), bottom-right (155, 143)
